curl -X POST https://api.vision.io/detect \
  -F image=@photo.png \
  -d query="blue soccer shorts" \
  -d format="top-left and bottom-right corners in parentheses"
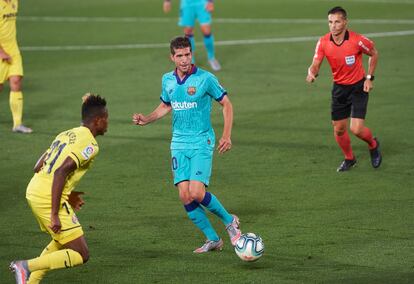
top-left (179, 4), bottom-right (212, 27)
top-left (171, 148), bottom-right (213, 186)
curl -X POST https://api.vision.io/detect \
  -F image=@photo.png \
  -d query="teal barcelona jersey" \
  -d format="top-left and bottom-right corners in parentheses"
top-left (180, 0), bottom-right (207, 8)
top-left (160, 66), bottom-right (227, 150)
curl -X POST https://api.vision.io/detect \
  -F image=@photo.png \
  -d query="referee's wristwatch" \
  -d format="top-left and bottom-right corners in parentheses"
top-left (366, 74), bottom-right (375, 81)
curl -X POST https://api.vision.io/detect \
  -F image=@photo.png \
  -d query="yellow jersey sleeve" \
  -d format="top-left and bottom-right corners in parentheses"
top-left (68, 140), bottom-right (99, 168)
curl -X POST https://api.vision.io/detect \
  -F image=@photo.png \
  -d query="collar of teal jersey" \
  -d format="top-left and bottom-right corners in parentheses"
top-left (173, 65), bottom-right (198, 85)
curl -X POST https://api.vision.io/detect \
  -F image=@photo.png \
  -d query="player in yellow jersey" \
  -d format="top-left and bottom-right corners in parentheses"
top-left (9, 94), bottom-right (108, 284)
top-left (0, 0), bottom-right (32, 133)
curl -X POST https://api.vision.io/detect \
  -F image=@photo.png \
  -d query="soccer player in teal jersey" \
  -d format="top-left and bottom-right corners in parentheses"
top-left (133, 36), bottom-right (241, 253)
top-left (163, 0), bottom-right (221, 71)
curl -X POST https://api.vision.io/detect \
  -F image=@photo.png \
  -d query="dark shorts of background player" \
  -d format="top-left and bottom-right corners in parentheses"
top-left (331, 78), bottom-right (369, 121)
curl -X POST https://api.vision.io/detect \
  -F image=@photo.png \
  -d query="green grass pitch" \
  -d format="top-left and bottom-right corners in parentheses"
top-left (1, 0), bottom-right (414, 283)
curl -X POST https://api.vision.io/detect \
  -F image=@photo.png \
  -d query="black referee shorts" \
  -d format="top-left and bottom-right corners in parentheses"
top-left (331, 78), bottom-right (369, 121)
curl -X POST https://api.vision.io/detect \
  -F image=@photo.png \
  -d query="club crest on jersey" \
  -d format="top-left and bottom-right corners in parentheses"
top-left (72, 214), bottom-right (79, 224)
top-left (187, 86), bottom-right (196, 96)
top-left (345, 55), bottom-right (355, 66)
top-left (81, 145), bottom-right (95, 160)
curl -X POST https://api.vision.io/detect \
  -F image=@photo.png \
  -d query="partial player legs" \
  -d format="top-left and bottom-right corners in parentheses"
top-left (179, 182), bottom-right (220, 246)
top-left (191, 182), bottom-right (241, 246)
top-left (184, 27), bottom-right (196, 64)
top-left (184, 200), bottom-right (221, 242)
top-left (27, 240), bottom-right (62, 284)
top-left (200, 24), bottom-right (221, 71)
top-left (350, 118), bottom-right (382, 168)
top-left (178, 180), bottom-right (241, 251)
top-left (351, 118), bottom-right (382, 168)
top-left (9, 76), bottom-right (32, 133)
top-left (199, 191), bottom-right (233, 226)
top-left (350, 118), bottom-right (376, 149)
top-left (11, 236), bottom-right (88, 284)
top-left (333, 119), bottom-right (356, 171)
top-left (183, 24), bottom-right (221, 71)
top-left (332, 118), bottom-right (382, 171)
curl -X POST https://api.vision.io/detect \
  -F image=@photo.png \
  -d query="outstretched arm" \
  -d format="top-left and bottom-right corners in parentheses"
top-left (217, 95), bottom-right (233, 154)
top-left (132, 102), bottom-right (172, 126)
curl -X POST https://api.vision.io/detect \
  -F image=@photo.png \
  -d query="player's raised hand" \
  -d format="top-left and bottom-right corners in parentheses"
top-left (218, 137), bottom-right (232, 154)
top-left (68, 191), bottom-right (85, 211)
top-left (132, 113), bottom-right (148, 126)
top-left (49, 215), bottom-right (62, 233)
top-left (163, 0), bottom-right (171, 13)
top-left (206, 2), bottom-right (214, 12)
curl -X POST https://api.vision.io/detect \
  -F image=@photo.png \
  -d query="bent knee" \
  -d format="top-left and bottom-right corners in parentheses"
top-left (350, 126), bottom-right (363, 136)
top-left (184, 28), bottom-right (194, 36)
top-left (9, 76), bottom-right (22, 91)
top-left (334, 128), bottom-right (347, 136)
top-left (81, 251), bottom-right (90, 263)
top-left (179, 192), bottom-right (192, 204)
top-left (189, 191), bottom-right (206, 203)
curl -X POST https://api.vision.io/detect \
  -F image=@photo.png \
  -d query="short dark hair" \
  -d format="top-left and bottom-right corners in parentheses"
top-left (170, 36), bottom-right (192, 55)
top-left (81, 93), bottom-right (107, 122)
top-left (328, 6), bottom-right (347, 19)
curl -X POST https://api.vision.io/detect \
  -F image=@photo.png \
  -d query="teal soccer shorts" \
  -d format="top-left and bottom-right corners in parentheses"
top-left (171, 148), bottom-right (213, 186)
top-left (179, 4), bottom-right (212, 27)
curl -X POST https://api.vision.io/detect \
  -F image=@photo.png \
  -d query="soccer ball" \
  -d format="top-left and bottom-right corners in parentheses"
top-left (234, 233), bottom-right (264, 262)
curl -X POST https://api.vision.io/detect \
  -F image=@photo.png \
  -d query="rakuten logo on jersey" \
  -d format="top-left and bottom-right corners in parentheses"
top-left (171, 101), bottom-right (198, 111)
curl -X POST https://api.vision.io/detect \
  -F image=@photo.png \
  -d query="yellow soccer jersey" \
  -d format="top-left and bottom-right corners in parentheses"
top-left (26, 126), bottom-right (99, 203)
top-left (0, 0), bottom-right (19, 54)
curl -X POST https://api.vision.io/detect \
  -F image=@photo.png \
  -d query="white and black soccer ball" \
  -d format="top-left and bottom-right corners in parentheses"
top-left (234, 233), bottom-right (264, 262)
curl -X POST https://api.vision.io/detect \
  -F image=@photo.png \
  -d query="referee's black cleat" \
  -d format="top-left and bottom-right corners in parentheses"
top-left (370, 137), bottom-right (382, 168)
top-left (337, 158), bottom-right (357, 172)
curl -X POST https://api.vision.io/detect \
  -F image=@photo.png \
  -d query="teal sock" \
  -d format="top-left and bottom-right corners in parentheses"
top-left (185, 201), bottom-right (219, 241)
top-left (186, 33), bottom-right (196, 64)
top-left (203, 34), bottom-right (215, 60)
top-left (200, 192), bottom-right (233, 225)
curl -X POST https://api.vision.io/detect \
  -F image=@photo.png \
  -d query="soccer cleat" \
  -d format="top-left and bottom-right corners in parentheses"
top-left (12, 125), bottom-right (33, 134)
top-left (193, 239), bottom-right (224, 254)
top-left (9, 260), bottom-right (30, 284)
top-left (208, 58), bottom-right (221, 71)
top-left (370, 137), bottom-right (382, 168)
top-left (226, 214), bottom-right (241, 246)
top-left (337, 158), bottom-right (357, 172)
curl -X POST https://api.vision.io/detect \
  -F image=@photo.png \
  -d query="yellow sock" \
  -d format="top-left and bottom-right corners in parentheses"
top-left (28, 249), bottom-right (83, 272)
top-left (28, 240), bottom-right (62, 284)
top-left (9, 91), bottom-right (23, 128)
